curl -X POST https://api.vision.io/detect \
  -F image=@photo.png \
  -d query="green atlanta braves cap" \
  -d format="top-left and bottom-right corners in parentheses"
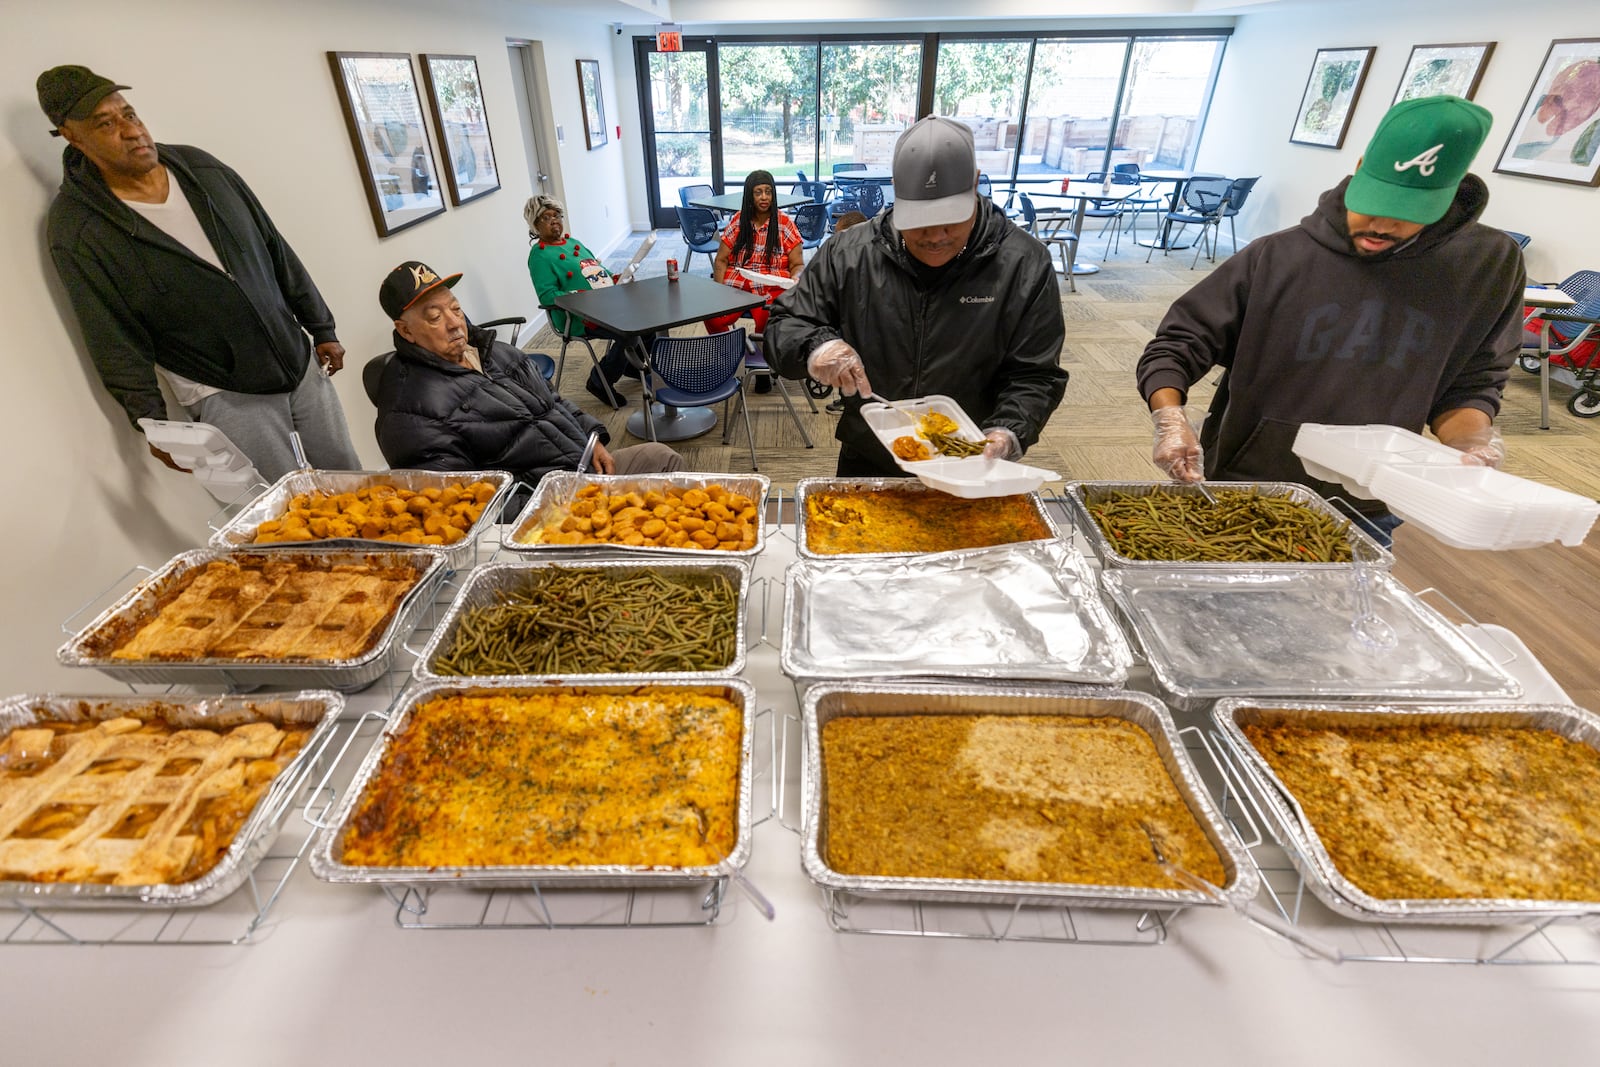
top-left (1345, 95), bottom-right (1493, 225)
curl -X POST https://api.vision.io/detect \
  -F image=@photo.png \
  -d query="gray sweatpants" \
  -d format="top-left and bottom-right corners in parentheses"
top-left (188, 358), bottom-right (361, 482)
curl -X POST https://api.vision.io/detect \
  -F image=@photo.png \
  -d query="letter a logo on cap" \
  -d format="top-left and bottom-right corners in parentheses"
top-left (1394, 144), bottom-right (1445, 176)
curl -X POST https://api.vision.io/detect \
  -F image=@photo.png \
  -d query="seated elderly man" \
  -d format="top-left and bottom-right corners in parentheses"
top-left (371, 261), bottom-right (682, 485)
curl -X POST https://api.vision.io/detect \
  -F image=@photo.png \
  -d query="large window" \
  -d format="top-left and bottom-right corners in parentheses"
top-left (1118, 38), bottom-right (1227, 168)
top-left (933, 40), bottom-right (1032, 180)
top-left (717, 42), bottom-right (818, 187)
top-left (635, 31), bottom-right (1227, 225)
top-left (1020, 39), bottom-right (1130, 178)
top-left (821, 42), bottom-right (922, 171)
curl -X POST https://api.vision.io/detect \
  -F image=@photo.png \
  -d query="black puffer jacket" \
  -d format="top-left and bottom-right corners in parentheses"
top-left (47, 143), bottom-right (333, 428)
top-left (373, 325), bottom-right (608, 486)
top-left (765, 199), bottom-right (1067, 461)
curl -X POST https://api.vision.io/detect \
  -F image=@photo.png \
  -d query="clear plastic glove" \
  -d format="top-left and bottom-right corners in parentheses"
top-left (1151, 406), bottom-right (1205, 482)
top-left (806, 339), bottom-right (872, 397)
top-left (981, 427), bottom-right (1020, 461)
top-left (1450, 425), bottom-right (1506, 468)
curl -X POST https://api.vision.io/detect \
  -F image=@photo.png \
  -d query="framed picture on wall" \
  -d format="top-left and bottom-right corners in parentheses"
top-left (1392, 42), bottom-right (1495, 104)
top-left (328, 51), bottom-right (446, 237)
top-left (1290, 46), bottom-right (1376, 149)
top-left (577, 59), bottom-right (608, 150)
top-left (1494, 38), bottom-right (1600, 187)
top-left (420, 53), bottom-right (502, 206)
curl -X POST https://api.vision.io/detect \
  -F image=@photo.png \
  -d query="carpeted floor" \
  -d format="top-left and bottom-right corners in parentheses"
top-left (524, 222), bottom-right (1600, 499)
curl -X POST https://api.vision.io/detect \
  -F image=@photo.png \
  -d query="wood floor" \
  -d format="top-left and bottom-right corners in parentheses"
top-left (541, 225), bottom-right (1600, 499)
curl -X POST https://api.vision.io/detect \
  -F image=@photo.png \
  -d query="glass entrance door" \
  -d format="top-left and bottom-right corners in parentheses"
top-left (637, 38), bottom-right (719, 230)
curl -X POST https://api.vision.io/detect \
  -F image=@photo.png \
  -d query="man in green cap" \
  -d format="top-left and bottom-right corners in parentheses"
top-left (1136, 95), bottom-right (1524, 532)
top-left (39, 64), bottom-right (360, 480)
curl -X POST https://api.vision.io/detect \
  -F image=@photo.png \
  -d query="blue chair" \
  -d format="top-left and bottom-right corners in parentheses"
top-left (675, 206), bottom-right (722, 273)
top-left (1212, 176), bottom-right (1260, 259)
top-left (795, 170), bottom-right (807, 183)
top-left (1146, 177), bottom-right (1233, 268)
top-left (1081, 172), bottom-right (1142, 259)
top-left (1021, 193), bottom-right (1080, 293)
top-left (642, 329), bottom-right (758, 467)
top-left (794, 180), bottom-right (830, 205)
top-left (832, 162), bottom-right (866, 176)
top-left (1505, 230), bottom-right (1532, 249)
top-left (678, 183), bottom-right (713, 208)
top-left (977, 173), bottom-right (992, 200)
top-left (792, 203), bottom-right (828, 250)
top-left (855, 182), bottom-right (885, 219)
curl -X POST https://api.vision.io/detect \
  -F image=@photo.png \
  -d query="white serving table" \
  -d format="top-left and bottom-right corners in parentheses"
top-left (4, 506), bottom-right (1599, 1067)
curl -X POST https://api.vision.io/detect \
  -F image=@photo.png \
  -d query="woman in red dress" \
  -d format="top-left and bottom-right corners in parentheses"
top-left (706, 169), bottom-right (803, 337)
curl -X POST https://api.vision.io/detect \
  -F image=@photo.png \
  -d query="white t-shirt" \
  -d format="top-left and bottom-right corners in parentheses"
top-left (121, 171), bottom-right (226, 407)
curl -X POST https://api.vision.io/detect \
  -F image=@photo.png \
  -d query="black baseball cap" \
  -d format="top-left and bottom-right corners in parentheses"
top-left (38, 65), bottom-right (130, 134)
top-left (379, 261), bottom-right (462, 320)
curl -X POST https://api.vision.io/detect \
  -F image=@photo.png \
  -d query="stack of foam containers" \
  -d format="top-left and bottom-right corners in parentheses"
top-left (1292, 423), bottom-right (1599, 551)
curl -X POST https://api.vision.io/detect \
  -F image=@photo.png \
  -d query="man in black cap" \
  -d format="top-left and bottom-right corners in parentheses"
top-left (39, 64), bottom-right (360, 480)
top-left (371, 261), bottom-right (682, 484)
top-left (765, 116), bottom-right (1067, 477)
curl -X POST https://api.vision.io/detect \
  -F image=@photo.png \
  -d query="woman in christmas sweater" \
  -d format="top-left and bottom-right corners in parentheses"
top-left (525, 194), bottom-right (632, 408)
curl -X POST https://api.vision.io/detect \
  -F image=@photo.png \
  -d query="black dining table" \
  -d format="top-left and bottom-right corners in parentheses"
top-left (552, 275), bottom-right (764, 442)
top-left (690, 190), bottom-right (812, 214)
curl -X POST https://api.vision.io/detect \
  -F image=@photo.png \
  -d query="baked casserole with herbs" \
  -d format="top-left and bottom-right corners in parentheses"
top-left (340, 690), bottom-right (741, 868)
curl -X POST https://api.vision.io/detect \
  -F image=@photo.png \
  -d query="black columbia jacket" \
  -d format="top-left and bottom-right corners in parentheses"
top-left (373, 325), bottom-right (608, 487)
top-left (1137, 174), bottom-right (1524, 502)
top-left (765, 199), bottom-right (1067, 462)
top-left (47, 143), bottom-right (334, 428)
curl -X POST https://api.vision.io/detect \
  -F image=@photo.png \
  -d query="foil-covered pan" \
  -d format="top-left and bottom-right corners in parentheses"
top-left (57, 548), bottom-right (447, 691)
top-left (502, 471), bottom-right (771, 557)
top-left (210, 468), bottom-right (515, 572)
top-left (793, 477), bottom-right (1064, 560)
top-left (801, 682), bottom-right (1258, 909)
top-left (1063, 480), bottom-right (1393, 571)
top-left (781, 540), bottom-right (1131, 686)
top-left (309, 678), bottom-right (756, 890)
top-left (0, 691), bottom-right (343, 908)
top-left (1213, 699), bottom-right (1600, 924)
top-left (1101, 567), bottom-right (1521, 712)
top-left (412, 558), bottom-right (750, 682)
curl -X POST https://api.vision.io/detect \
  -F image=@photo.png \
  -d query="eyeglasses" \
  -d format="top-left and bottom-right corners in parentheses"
top-left (538, 212), bottom-right (563, 223)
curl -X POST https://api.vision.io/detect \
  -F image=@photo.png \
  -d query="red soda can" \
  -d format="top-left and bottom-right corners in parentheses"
top-left (1059, 176), bottom-right (1070, 193)
top-left (667, 257), bottom-right (680, 281)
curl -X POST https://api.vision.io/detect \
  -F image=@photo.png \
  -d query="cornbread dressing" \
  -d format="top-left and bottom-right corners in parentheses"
top-left (822, 714), bottom-right (1224, 888)
top-left (341, 691), bottom-right (742, 868)
top-left (1243, 721), bottom-right (1600, 901)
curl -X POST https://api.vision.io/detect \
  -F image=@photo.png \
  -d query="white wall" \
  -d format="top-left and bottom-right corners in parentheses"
top-left (1200, 0), bottom-right (1600, 281)
top-left (2, 0), bottom-right (636, 688)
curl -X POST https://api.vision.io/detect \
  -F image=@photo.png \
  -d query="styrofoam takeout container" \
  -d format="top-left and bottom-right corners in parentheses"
top-left (861, 394), bottom-right (1059, 498)
top-left (1294, 422), bottom-right (1600, 550)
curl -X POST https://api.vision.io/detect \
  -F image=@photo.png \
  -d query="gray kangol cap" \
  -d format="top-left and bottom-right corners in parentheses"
top-left (891, 117), bottom-right (978, 230)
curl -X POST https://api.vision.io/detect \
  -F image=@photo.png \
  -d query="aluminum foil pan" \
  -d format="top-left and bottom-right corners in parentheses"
top-left (309, 678), bottom-right (756, 890)
top-left (1063, 480), bottom-right (1393, 571)
top-left (502, 471), bottom-right (771, 557)
top-left (793, 477), bottom-right (1064, 560)
top-left (781, 540), bottom-right (1131, 686)
top-left (210, 468), bottom-right (515, 572)
top-left (0, 691), bottom-right (343, 908)
top-left (1213, 700), bottom-right (1600, 924)
top-left (57, 548), bottom-right (447, 691)
top-left (1101, 567), bottom-right (1521, 713)
top-left (801, 682), bottom-right (1258, 909)
top-left (412, 557), bottom-right (750, 682)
